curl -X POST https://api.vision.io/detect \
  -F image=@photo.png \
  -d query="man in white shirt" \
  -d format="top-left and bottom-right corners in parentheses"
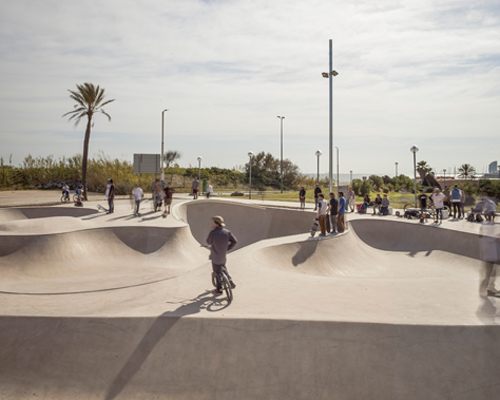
top-left (317, 193), bottom-right (328, 237)
top-left (347, 187), bottom-right (356, 212)
top-left (431, 188), bottom-right (446, 223)
top-left (132, 184), bottom-right (143, 214)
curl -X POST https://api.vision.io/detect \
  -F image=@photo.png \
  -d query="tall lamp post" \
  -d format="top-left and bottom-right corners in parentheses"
top-left (395, 162), bottom-right (398, 177)
top-left (161, 109), bottom-right (168, 181)
top-left (443, 169), bottom-right (446, 188)
top-left (410, 145), bottom-right (419, 207)
top-left (350, 170), bottom-right (353, 183)
top-left (322, 39), bottom-right (339, 194)
top-left (276, 116), bottom-right (285, 193)
top-left (315, 150), bottom-right (322, 184)
top-left (197, 156), bottom-right (202, 182)
top-left (248, 151), bottom-right (254, 199)
top-left (335, 146), bottom-right (340, 197)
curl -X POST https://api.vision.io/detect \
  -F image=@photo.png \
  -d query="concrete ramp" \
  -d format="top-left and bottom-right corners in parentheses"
top-left (0, 226), bottom-right (207, 294)
top-left (179, 200), bottom-right (314, 249)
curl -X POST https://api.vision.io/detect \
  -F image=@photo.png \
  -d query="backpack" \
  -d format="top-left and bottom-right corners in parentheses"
top-left (476, 214), bottom-right (484, 222)
top-left (467, 213), bottom-right (474, 222)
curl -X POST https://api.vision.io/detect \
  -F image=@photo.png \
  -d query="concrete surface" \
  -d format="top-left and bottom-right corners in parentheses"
top-left (0, 196), bottom-right (499, 399)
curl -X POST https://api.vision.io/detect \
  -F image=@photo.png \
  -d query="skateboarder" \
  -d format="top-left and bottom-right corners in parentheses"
top-left (206, 215), bottom-right (237, 294)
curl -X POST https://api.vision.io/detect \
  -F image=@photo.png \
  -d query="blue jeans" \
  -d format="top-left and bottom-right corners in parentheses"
top-left (436, 208), bottom-right (442, 220)
top-left (135, 200), bottom-right (141, 213)
top-left (108, 197), bottom-right (114, 213)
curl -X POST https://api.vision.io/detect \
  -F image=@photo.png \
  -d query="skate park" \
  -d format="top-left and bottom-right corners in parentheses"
top-left (1, 196), bottom-right (499, 400)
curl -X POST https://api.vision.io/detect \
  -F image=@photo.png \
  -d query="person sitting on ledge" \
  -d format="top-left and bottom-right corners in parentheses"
top-left (380, 194), bottom-right (390, 215)
top-left (373, 194), bottom-right (382, 215)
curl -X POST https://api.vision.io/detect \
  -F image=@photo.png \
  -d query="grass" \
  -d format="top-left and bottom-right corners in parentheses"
top-left (218, 190), bottom-right (417, 209)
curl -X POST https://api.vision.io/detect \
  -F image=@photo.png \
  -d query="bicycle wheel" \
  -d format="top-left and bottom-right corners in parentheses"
top-left (221, 273), bottom-right (233, 302)
top-left (61, 195), bottom-right (69, 203)
top-left (73, 194), bottom-right (79, 203)
top-left (211, 272), bottom-right (218, 288)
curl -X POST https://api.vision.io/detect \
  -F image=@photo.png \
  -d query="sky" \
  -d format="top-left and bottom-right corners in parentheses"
top-left (0, 0), bottom-right (499, 177)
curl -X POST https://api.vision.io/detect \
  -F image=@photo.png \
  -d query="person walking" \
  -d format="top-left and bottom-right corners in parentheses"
top-left (299, 187), bottom-right (306, 210)
top-left (337, 191), bottom-right (346, 233)
top-left (314, 184), bottom-right (322, 211)
top-left (105, 178), bottom-right (115, 214)
top-left (451, 184), bottom-right (462, 219)
top-left (347, 187), bottom-right (356, 212)
top-left (328, 192), bottom-right (339, 234)
top-left (206, 215), bottom-right (237, 294)
top-left (192, 177), bottom-right (200, 199)
top-left (317, 193), bottom-right (328, 237)
top-left (460, 188), bottom-right (467, 219)
top-left (132, 184), bottom-right (143, 214)
top-left (443, 186), bottom-right (451, 216)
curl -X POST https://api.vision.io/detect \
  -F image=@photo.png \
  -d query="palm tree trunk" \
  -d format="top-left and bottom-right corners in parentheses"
top-left (81, 113), bottom-right (92, 201)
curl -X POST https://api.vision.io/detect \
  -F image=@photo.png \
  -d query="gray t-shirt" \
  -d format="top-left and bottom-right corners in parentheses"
top-left (192, 181), bottom-right (199, 190)
top-left (207, 227), bottom-right (237, 265)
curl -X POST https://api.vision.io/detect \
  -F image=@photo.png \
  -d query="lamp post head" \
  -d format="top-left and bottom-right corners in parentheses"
top-left (322, 72), bottom-right (329, 78)
top-left (332, 70), bottom-right (339, 76)
top-left (315, 150), bottom-right (322, 157)
top-left (197, 156), bottom-right (203, 162)
top-left (410, 145), bottom-right (419, 154)
top-left (248, 151), bottom-right (254, 158)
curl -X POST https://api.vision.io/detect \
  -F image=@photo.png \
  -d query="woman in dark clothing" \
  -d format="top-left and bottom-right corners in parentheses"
top-left (361, 193), bottom-right (370, 213)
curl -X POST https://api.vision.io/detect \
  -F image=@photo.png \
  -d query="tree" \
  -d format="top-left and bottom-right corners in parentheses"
top-left (63, 83), bottom-right (114, 200)
top-left (457, 164), bottom-right (476, 180)
top-left (416, 160), bottom-right (433, 182)
top-left (164, 150), bottom-right (182, 168)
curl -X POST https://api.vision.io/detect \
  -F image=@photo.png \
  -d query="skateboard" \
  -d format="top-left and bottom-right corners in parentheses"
top-left (310, 218), bottom-right (319, 237)
top-left (97, 204), bottom-right (109, 213)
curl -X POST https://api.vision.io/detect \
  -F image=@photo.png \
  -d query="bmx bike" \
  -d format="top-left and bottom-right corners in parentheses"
top-left (60, 192), bottom-right (70, 203)
top-left (212, 266), bottom-right (233, 302)
top-left (73, 190), bottom-right (84, 203)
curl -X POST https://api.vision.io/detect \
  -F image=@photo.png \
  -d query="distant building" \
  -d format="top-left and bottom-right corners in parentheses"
top-left (485, 161), bottom-right (499, 179)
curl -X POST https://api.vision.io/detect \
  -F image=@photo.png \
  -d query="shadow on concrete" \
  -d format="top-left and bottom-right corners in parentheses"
top-left (104, 291), bottom-right (227, 400)
top-left (292, 241), bottom-right (318, 266)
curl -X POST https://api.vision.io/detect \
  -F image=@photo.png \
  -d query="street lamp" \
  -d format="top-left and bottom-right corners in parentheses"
top-left (315, 150), bottom-right (322, 184)
top-left (335, 146), bottom-right (339, 197)
top-left (410, 145), bottom-right (419, 207)
top-left (161, 109), bottom-right (168, 181)
top-left (277, 116), bottom-right (285, 193)
top-left (248, 151), bottom-right (254, 199)
top-left (197, 156), bottom-right (202, 182)
top-left (395, 162), bottom-right (398, 177)
top-left (322, 39), bottom-right (339, 194)
top-left (443, 169), bottom-right (446, 188)
top-left (350, 170), bottom-right (353, 183)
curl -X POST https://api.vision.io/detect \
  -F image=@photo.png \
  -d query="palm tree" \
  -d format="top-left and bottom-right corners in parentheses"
top-left (457, 164), bottom-right (476, 180)
top-left (416, 160), bottom-right (433, 182)
top-left (63, 83), bottom-right (114, 200)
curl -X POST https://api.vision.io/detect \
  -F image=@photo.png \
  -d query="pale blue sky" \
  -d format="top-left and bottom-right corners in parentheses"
top-left (0, 0), bottom-right (499, 176)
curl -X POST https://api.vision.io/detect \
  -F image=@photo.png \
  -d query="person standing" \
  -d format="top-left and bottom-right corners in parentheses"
top-left (431, 188), bottom-right (446, 223)
top-left (347, 187), bottom-right (356, 212)
top-left (419, 190), bottom-right (428, 211)
top-left (450, 184), bottom-right (462, 219)
top-left (314, 184), bottom-right (322, 211)
top-left (164, 182), bottom-right (174, 214)
top-left (206, 215), bottom-right (237, 294)
top-left (299, 187), bottom-right (306, 210)
top-left (443, 186), bottom-right (451, 216)
top-left (317, 194), bottom-right (328, 237)
top-left (337, 191), bottom-right (346, 233)
top-left (206, 183), bottom-right (213, 199)
top-left (373, 194), bottom-right (382, 215)
top-left (328, 192), bottom-right (338, 233)
top-left (105, 178), bottom-right (115, 214)
top-left (460, 188), bottom-right (467, 219)
top-left (192, 177), bottom-right (199, 199)
top-left (132, 184), bottom-right (143, 214)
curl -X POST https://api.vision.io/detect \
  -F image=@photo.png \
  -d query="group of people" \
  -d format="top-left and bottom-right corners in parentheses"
top-left (316, 192), bottom-right (346, 236)
top-left (192, 177), bottom-right (213, 199)
top-left (147, 179), bottom-right (174, 215)
top-left (419, 184), bottom-right (497, 223)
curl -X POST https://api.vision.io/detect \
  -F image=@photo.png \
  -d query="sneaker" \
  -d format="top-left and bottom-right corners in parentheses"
top-left (213, 289), bottom-right (223, 295)
top-left (230, 281), bottom-right (236, 289)
top-left (319, 233), bottom-right (326, 237)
